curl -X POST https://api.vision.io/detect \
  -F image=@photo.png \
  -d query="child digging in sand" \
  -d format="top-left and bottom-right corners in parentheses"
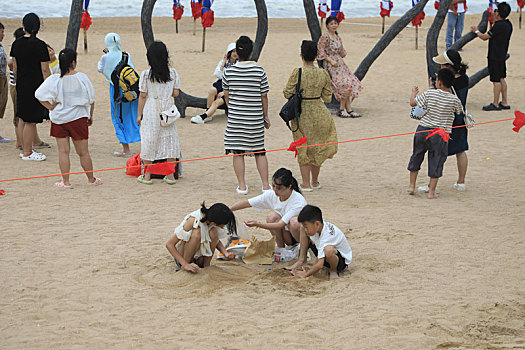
top-left (407, 68), bottom-right (463, 199)
top-left (166, 203), bottom-right (237, 273)
top-left (286, 205), bottom-right (352, 280)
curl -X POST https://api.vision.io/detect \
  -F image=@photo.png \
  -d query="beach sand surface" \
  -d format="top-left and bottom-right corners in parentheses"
top-left (0, 14), bottom-right (524, 349)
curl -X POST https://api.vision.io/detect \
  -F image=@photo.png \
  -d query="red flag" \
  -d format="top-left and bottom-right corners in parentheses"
top-left (519, 0), bottom-right (525, 8)
top-left (425, 128), bottom-right (450, 142)
top-left (336, 11), bottom-right (345, 21)
top-left (434, 0), bottom-right (440, 10)
top-left (318, 2), bottom-right (330, 18)
top-left (512, 110), bottom-right (525, 133)
top-left (411, 11), bottom-right (425, 27)
top-left (380, 1), bottom-right (393, 17)
top-left (80, 11), bottom-right (92, 31)
top-left (201, 10), bottom-right (214, 28)
top-left (173, 5), bottom-right (184, 20)
top-left (146, 162), bottom-right (176, 176)
top-left (0, 189), bottom-right (5, 196)
top-left (288, 137), bottom-right (308, 158)
top-left (191, 1), bottom-right (202, 18)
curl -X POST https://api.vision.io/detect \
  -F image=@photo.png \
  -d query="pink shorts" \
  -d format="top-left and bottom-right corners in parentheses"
top-left (50, 118), bottom-right (89, 140)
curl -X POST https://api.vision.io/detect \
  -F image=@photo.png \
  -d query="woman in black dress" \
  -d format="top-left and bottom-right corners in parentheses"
top-left (433, 49), bottom-right (469, 191)
top-left (10, 13), bottom-right (51, 161)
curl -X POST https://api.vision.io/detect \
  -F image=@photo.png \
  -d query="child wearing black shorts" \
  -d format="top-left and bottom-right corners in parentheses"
top-left (407, 69), bottom-right (463, 199)
top-left (286, 205), bottom-right (352, 280)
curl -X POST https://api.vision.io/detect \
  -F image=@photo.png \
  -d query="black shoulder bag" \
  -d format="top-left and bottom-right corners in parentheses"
top-left (279, 68), bottom-right (303, 132)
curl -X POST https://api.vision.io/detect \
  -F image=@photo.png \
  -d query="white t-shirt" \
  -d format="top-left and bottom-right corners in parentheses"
top-left (309, 222), bottom-right (352, 265)
top-left (248, 190), bottom-right (307, 226)
top-left (448, 1), bottom-right (466, 13)
top-left (34, 72), bottom-right (95, 124)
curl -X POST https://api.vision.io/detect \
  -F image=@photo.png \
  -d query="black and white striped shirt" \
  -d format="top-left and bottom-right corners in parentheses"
top-left (222, 61), bottom-right (269, 151)
top-left (416, 89), bottom-right (463, 132)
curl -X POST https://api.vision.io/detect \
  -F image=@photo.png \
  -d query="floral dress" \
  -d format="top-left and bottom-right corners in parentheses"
top-left (317, 33), bottom-right (363, 101)
top-left (138, 68), bottom-right (181, 161)
top-left (283, 67), bottom-right (338, 167)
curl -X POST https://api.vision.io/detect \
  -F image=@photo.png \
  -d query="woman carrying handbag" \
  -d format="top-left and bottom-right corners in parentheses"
top-left (283, 41), bottom-right (338, 191)
top-left (136, 41), bottom-right (181, 185)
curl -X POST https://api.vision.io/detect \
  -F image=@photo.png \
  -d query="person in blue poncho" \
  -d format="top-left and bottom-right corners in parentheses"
top-left (97, 33), bottom-right (140, 157)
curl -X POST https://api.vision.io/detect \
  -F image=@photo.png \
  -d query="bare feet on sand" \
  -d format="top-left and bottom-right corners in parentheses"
top-left (330, 271), bottom-right (339, 280)
top-left (427, 193), bottom-right (439, 199)
top-left (407, 187), bottom-right (415, 195)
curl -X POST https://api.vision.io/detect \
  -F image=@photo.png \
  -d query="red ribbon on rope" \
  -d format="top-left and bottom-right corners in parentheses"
top-left (425, 128), bottom-right (450, 142)
top-left (512, 110), bottom-right (525, 133)
top-left (288, 137), bottom-right (308, 157)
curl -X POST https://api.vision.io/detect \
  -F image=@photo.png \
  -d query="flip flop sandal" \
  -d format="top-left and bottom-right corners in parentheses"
top-left (33, 141), bottom-right (51, 149)
top-left (137, 174), bottom-right (153, 184)
top-left (54, 181), bottom-right (73, 189)
top-left (482, 103), bottom-right (501, 111)
top-left (113, 151), bottom-right (134, 157)
top-left (21, 152), bottom-right (46, 161)
top-left (312, 183), bottom-right (322, 189)
top-left (163, 176), bottom-right (177, 185)
top-left (349, 111), bottom-right (362, 118)
top-left (498, 102), bottom-right (511, 110)
top-left (88, 177), bottom-right (103, 186)
top-left (337, 109), bottom-right (351, 118)
top-left (299, 184), bottom-right (314, 192)
top-left (0, 138), bottom-right (11, 143)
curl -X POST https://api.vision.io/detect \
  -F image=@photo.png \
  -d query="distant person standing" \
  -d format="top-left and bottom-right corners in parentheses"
top-left (471, 1), bottom-right (513, 111)
top-left (446, 0), bottom-right (467, 49)
top-left (97, 33), bottom-right (141, 157)
top-left (0, 22), bottom-right (10, 143)
top-left (9, 13), bottom-right (52, 161)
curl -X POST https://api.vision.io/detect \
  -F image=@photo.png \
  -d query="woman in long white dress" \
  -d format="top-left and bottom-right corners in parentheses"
top-left (136, 41), bottom-right (181, 185)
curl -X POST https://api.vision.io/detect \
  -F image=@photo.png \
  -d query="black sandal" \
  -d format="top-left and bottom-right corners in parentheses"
top-left (349, 110), bottom-right (362, 118)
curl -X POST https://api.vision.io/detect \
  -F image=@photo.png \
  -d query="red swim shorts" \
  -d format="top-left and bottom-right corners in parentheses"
top-left (50, 117), bottom-right (89, 140)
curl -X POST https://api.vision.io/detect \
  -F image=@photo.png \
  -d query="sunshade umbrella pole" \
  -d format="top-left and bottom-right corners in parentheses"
top-left (202, 27), bottom-right (206, 52)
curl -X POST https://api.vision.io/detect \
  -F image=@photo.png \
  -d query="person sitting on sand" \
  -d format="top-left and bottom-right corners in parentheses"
top-left (286, 205), bottom-right (352, 280)
top-left (35, 48), bottom-right (102, 188)
top-left (191, 42), bottom-right (238, 124)
top-left (166, 202), bottom-right (237, 273)
top-left (407, 68), bottom-right (463, 199)
top-left (230, 168), bottom-right (306, 249)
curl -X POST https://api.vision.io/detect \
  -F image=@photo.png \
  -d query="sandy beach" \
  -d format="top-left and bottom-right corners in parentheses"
top-left (0, 13), bottom-right (524, 349)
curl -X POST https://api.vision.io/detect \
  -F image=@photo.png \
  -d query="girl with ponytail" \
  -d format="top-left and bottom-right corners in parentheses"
top-left (10, 12), bottom-right (52, 161)
top-left (35, 48), bottom-right (101, 188)
top-left (230, 168), bottom-right (307, 248)
top-left (166, 202), bottom-right (238, 273)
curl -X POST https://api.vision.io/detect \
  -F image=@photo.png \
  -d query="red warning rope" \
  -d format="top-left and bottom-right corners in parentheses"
top-left (0, 116), bottom-right (519, 184)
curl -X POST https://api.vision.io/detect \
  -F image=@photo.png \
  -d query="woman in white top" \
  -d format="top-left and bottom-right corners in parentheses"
top-left (191, 42), bottom-right (238, 124)
top-left (166, 202), bottom-right (237, 273)
top-left (136, 41), bottom-right (181, 185)
top-left (230, 168), bottom-right (307, 248)
top-left (35, 48), bottom-right (102, 188)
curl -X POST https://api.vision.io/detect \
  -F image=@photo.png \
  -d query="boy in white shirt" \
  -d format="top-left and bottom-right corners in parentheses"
top-left (287, 205), bottom-right (352, 280)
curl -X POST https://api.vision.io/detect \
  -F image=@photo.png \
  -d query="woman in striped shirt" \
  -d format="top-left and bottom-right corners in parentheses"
top-left (222, 35), bottom-right (270, 195)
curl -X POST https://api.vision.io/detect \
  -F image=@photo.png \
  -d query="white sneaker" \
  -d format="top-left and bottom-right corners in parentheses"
top-left (191, 115), bottom-right (213, 124)
top-left (453, 183), bottom-right (466, 191)
top-left (417, 184), bottom-right (439, 194)
top-left (191, 116), bottom-right (205, 124)
top-left (236, 185), bottom-right (248, 195)
top-left (21, 151), bottom-right (46, 161)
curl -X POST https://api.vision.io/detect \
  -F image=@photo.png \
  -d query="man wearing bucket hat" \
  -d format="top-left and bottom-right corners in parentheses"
top-left (191, 42), bottom-right (238, 124)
